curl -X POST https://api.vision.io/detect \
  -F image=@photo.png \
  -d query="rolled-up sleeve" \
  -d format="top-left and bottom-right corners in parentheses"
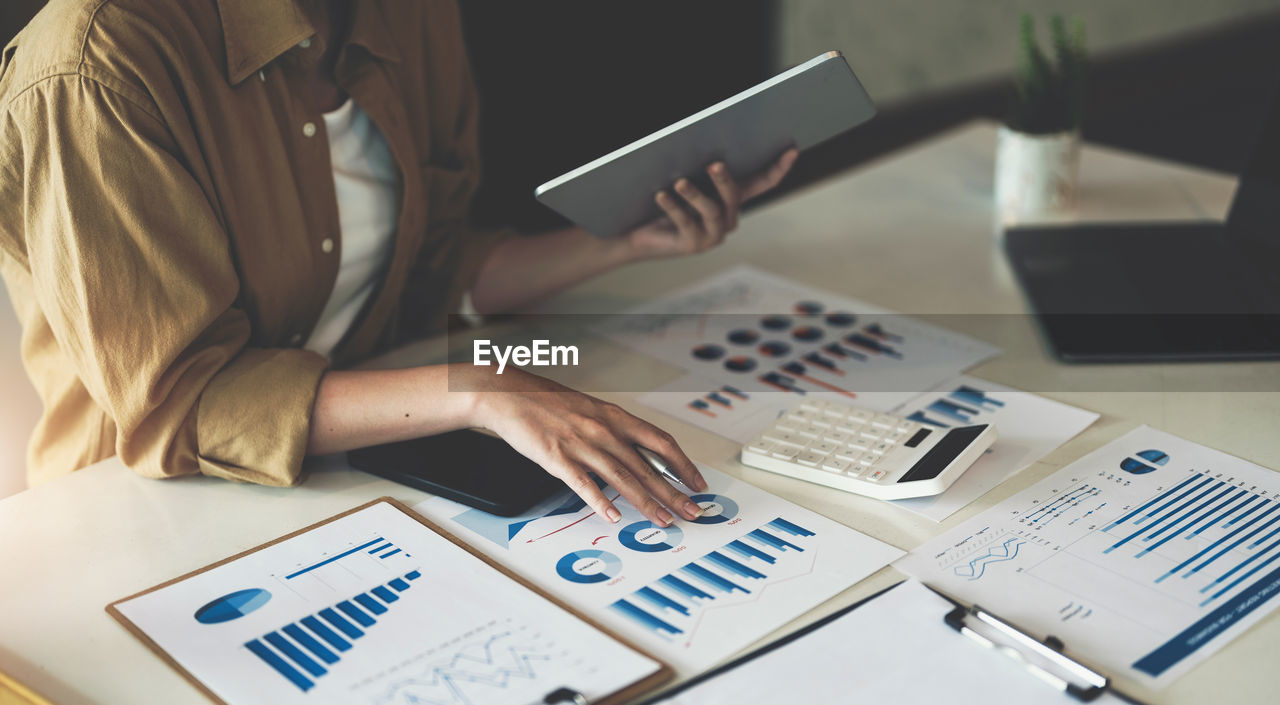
top-left (14, 74), bottom-right (326, 485)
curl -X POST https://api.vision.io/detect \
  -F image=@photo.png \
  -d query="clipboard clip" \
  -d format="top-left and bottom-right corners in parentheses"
top-left (944, 604), bottom-right (1109, 702)
top-left (544, 687), bottom-right (590, 705)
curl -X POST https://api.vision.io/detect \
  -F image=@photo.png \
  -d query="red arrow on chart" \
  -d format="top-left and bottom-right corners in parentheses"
top-left (525, 493), bottom-right (622, 543)
top-left (591, 535), bottom-right (610, 545)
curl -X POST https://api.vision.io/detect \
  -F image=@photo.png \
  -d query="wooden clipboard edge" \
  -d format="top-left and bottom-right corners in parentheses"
top-left (105, 496), bottom-right (674, 705)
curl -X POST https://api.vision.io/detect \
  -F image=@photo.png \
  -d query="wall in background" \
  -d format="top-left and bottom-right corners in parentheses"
top-left (777, 0), bottom-right (1280, 106)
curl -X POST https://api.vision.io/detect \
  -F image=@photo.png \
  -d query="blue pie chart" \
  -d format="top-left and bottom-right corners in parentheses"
top-left (618, 521), bottom-right (685, 552)
top-left (555, 550), bottom-right (623, 584)
top-left (689, 494), bottom-right (740, 525)
top-left (1121, 449), bottom-right (1170, 475)
top-left (194, 588), bottom-right (272, 624)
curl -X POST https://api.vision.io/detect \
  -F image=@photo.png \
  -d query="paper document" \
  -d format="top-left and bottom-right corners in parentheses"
top-left (113, 502), bottom-right (660, 705)
top-left (598, 265), bottom-right (999, 399)
top-left (413, 464), bottom-right (904, 674)
top-left (889, 376), bottom-right (1099, 521)
top-left (896, 426), bottom-right (1280, 687)
top-left (648, 580), bottom-right (1126, 705)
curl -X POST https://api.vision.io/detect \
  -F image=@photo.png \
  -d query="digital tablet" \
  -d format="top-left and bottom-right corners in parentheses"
top-left (348, 430), bottom-right (568, 516)
top-left (534, 51), bottom-right (875, 238)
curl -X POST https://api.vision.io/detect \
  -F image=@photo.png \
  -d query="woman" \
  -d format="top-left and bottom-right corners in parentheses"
top-left (0, 0), bottom-right (794, 528)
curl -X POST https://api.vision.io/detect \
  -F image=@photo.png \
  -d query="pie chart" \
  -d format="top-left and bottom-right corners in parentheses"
top-left (758, 341), bottom-right (791, 358)
top-left (618, 521), bottom-right (685, 552)
top-left (555, 550), bottom-right (623, 584)
top-left (727, 329), bottom-right (760, 345)
top-left (825, 312), bottom-right (857, 327)
top-left (194, 588), bottom-right (272, 624)
top-left (1121, 449), bottom-right (1170, 475)
top-left (761, 315), bottom-right (792, 331)
top-left (794, 301), bottom-right (824, 316)
top-left (689, 494), bottom-right (741, 525)
top-left (792, 325), bottom-right (824, 342)
top-left (724, 356), bottom-right (757, 372)
top-left (692, 344), bottom-right (725, 361)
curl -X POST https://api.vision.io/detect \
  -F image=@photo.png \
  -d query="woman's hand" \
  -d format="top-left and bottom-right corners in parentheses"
top-left (464, 367), bottom-right (708, 527)
top-left (625, 147), bottom-right (799, 259)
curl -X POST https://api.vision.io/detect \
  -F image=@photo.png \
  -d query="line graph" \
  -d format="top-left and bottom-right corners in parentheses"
top-left (366, 625), bottom-right (571, 705)
top-left (952, 537), bottom-right (1025, 581)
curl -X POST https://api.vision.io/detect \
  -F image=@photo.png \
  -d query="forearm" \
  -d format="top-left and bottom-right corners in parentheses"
top-left (306, 364), bottom-right (479, 455)
top-left (469, 226), bottom-right (637, 314)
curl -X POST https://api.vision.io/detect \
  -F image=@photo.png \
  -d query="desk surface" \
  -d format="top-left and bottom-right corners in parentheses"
top-left (2, 121), bottom-right (1274, 705)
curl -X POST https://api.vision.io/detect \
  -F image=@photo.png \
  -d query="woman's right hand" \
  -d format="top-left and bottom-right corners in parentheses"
top-left (461, 366), bottom-right (708, 527)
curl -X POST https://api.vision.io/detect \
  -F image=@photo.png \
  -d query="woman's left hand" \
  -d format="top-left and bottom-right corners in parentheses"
top-left (624, 147), bottom-right (799, 259)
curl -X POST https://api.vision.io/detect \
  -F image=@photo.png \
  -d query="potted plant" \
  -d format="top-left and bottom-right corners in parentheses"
top-left (995, 13), bottom-right (1087, 225)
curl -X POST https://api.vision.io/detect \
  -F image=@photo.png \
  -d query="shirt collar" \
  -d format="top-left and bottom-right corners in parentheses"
top-left (217, 0), bottom-right (402, 85)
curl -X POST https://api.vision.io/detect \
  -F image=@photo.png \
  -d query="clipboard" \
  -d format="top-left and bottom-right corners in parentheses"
top-left (634, 579), bottom-right (1152, 705)
top-left (107, 497), bottom-right (673, 705)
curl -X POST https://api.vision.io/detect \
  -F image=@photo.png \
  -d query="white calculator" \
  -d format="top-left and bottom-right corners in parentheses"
top-left (740, 399), bottom-right (997, 500)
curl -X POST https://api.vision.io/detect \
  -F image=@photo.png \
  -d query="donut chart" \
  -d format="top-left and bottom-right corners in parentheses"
top-left (727, 329), bottom-right (760, 345)
top-left (760, 315), bottom-right (791, 331)
top-left (758, 341), bottom-right (791, 358)
top-left (724, 356), bottom-right (758, 373)
top-left (555, 550), bottom-right (623, 584)
top-left (692, 344), bottom-right (725, 361)
top-left (618, 521), bottom-right (685, 552)
top-left (689, 494), bottom-right (741, 525)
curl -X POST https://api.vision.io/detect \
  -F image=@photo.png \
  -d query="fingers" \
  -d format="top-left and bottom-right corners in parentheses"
top-left (654, 189), bottom-right (698, 239)
top-left (742, 147), bottom-right (799, 201)
top-left (577, 444), bottom-right (679, 527)
top-left (675, 178), bottom-right (723, 244)
top-left (629, 420), bottom-right (708, 493)
top-left (554, 462), bottom-right (622, 524)
top-left (709, 162), bottom-right (742, 231)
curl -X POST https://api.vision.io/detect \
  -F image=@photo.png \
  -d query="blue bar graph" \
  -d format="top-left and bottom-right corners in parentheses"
top-left (748, 529), bottom-right (801, 552)
top-left (1136, 487), bottom-right (1243, 556)
top-left (283, 624), bottom-right (338, 664)
top-left (610, 517), bottom-right (821, 642)
top-left (636, 587), bottom-right (689, 615)
top-left (1104, 474), bottom-right (1203, 531)
top-left (659, 575), bottom-right (713, 602)
top-left (247, 639), bottom-right (313, 691)
top-left (683, 563), bottom-right (749, 594)
top-left (405, 570), bottom-right (421, 580)
top-left (1190, 495), bottom-right (1257, 537)
top-left (1135, 477), bottom-right (1218, 525)
top-left (301, 616), bottom-right (350, 652)
top-left (704, 551), bottom-right (766, 579)
top-left (378, 548), bottom-right (402, 559)
top-left (950, 386), bottom-right (1005, 411)
top-left (1105, 479), bottom-right (1223, 553)
top-left (1202, 533), bottom-right (1280, 596)
top-left (1155, 503), bottom-right (1277, 582)
top-left (285, 538), bottom-right (385, 579)
top-left (354, 594), bottom-right (388, 616)
top-left (264, 632), bottom-right (326, 677)
top-left (337, 600), bottom-right (375, 627)
top-left (1184, 506), bottom-right (1280, 576)
top-left (726, 539), bottom-right (776, 563)
top-left (366, 542), bottom-right (390, 554)
top-left (610, 600), bottom-right (682, 638)
top-left (248, 572), bottom-right (418, 691)
top-left (768, 518), bottom-right (815, 537)
top-left (319, 608), bottom-right (363, 639)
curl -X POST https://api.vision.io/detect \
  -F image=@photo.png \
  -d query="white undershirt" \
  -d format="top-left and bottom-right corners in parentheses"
top-left (305, 99), bottom-right (398, 358)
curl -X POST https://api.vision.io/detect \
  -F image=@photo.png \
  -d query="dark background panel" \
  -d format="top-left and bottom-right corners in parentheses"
top-left (458, 0), bottom-right (776, 231)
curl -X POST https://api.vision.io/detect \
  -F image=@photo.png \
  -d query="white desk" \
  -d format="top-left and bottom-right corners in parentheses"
top-left (2, 121), bottom-right (1274, 705)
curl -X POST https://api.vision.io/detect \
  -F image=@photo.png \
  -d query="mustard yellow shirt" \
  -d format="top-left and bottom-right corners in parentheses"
top-left (0, 0), bottom-right (510, 487)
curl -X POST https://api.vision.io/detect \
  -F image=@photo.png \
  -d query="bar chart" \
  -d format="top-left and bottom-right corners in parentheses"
top-left (245, 570), bottom-right (422, 692)
top-left (608, 518), bottom-right (816, 641)
top-left (896, 427), bottom-right (1280, 685)
top-left (906, 385), bottom-right (1005, 428)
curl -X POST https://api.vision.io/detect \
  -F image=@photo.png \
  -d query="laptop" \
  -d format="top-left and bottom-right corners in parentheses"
top-left (1004, 89), bottom-right (1280, 362)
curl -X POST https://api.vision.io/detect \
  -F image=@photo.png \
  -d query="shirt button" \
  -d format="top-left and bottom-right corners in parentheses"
top-left (302, 122), bottom-right (317, 138)
top-left (298, 37), bottom-right (312, 49)
top-left (289, 333), bottom-right (303, 346)
top-left (321, 238), bottom-right (335, 254)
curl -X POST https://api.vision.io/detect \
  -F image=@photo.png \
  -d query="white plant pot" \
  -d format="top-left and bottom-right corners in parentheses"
top-left (994, 126), bottom-right (1081, 227)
